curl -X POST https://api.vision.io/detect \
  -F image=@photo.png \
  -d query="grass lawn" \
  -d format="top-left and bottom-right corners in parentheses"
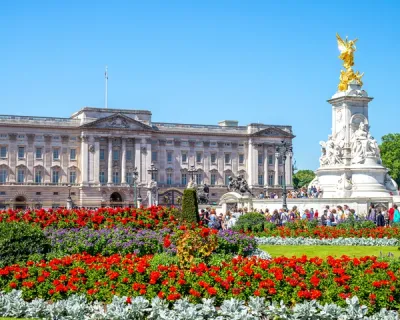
top-left (259, 245), bottom-right (400, 258)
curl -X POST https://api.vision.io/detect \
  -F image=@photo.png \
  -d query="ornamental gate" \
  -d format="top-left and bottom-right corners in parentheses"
top-left (158, 189), bottom-right (183, 207)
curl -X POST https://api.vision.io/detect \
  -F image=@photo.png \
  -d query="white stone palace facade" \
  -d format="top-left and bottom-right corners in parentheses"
top-left (0, 107), bottom-right (294, 208)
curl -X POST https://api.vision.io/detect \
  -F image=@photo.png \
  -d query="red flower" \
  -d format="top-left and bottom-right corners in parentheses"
top-left (207, 287), bottom-right (217, 295)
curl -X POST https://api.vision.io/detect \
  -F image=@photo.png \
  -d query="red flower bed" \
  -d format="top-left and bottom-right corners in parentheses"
top-left (0, 253), bottom-right (399, 312)
top-left (0, 206), bottom-right (180, 229)
top-left (252, 226), bottom-right (400, 239)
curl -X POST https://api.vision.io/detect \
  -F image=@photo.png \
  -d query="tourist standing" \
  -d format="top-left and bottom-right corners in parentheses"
top-left (393, 205), bottom-right (400, 223)
top-left (388, 205), bottom-right (395, 226)
top-left (376, 209), bottom-right (385, 227)
top-left (367, 204), bottom-right (376, 224)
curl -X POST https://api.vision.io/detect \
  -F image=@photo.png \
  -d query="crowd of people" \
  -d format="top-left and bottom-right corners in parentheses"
top-left (200, 203), bottom-right (400, 230)
top-left (258, 186), bottom-right (323, 200)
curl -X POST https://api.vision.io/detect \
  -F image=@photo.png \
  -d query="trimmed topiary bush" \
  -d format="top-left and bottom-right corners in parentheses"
top-left (180, 188), bottom-right (200, 223)
top-left (0, 222), bottom-right (50, 267)
top-left (232, 212), bottom-right (267, 232)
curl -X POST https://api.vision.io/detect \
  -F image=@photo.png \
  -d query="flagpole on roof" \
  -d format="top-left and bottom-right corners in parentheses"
top-left (105, 66), bottom-right (108, 109)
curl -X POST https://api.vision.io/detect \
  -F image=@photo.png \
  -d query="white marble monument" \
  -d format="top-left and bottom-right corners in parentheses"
top-left (311, 34), bottom-right (398, 198)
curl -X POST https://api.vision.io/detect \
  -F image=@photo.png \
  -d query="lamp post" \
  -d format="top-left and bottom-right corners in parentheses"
top-left (275, 141), bottom-right (293, 211)
top-left (131, 167), bottom-right (139, 208)
top-left (147, 162), bottom-right (158, 181)
top-left (188, 164), bottom-right (198, 184)
top-left (66, 184), bottom-right (72, 209)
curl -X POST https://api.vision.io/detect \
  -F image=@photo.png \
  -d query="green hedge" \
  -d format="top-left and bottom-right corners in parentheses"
top-left (0, 222), bottom-right (50, 267)
top-left (232, 212), bottom-right (269, 233)
top-left (180, 188), bottom-right (200, 223)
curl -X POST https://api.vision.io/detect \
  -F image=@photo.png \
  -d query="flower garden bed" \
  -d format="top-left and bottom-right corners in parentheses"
top-left (0, 253), bottom-right (399, 313)
top-left (0, 207), bottom-right (400, 318)
top-left (256, 237), bottom-right (399, 246)
top-left (248, 225), bottom-right (400, 239)
top-left (0, 290), bottom-right (397, 320)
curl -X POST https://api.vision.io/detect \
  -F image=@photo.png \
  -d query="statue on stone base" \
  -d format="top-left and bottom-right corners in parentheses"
top-left (197, 184), bottom-right (210, 204)
top-left (227, 176), bottom-right (254, 196)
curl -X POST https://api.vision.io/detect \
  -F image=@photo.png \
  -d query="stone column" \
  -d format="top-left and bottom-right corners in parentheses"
top-left (274, 152), bottom-right (279, 186)
top-left (285, 152), bottom-right (292, 186)
top-left (263, 145), bottom-right (269, 187)
top-left (121, 138), bottom-right (127, 184)
top-left (247, 139), bottom-right (258, 187)
top-left (144, 139), bottom-right (152, 183)
top-left (88, 136), bottom-right (95, 183)
top-left (8, 134), bottom-right (17, 183)
top-left (135, 138), bottom-right (142, 181)
top-left (27, 134), bottom-right (35, 183)
top-left (107, 137), bottom-right (113, 184)
top-left (81, 135), bottom-right (89, 186)
top-left (93, 137), bottom-right (100, 184)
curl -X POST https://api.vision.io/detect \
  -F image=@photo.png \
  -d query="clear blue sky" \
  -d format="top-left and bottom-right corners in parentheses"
top-left (1, 0), bottom-right (399, 170)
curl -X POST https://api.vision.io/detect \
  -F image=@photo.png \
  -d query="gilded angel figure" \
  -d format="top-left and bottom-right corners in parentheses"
top-left (336, 33), bottom-right (357, 69)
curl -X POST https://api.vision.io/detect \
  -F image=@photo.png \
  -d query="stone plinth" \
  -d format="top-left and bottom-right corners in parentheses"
top-left (312, 82), bottom-right (398, 198)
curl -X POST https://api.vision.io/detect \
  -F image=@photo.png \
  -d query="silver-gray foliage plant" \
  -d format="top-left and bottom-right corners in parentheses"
top-left (0, 290), bottom-right (398, 320)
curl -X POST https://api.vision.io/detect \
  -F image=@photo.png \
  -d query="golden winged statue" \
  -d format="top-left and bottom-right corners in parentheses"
top-left (336, 33), bottom-right (364, 91)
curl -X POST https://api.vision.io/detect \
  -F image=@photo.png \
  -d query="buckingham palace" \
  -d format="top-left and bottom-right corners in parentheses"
top-left (0, 107), bottom-right (294, 208)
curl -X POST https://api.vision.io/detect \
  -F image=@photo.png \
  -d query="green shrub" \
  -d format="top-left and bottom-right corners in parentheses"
top-left (180, 188), bottom-right (200, 223)
top-left (0, 222), bottom-right (50, 267)
top-left (232, 212), bottom-right (266, 232)
top-left (149, 253), bottom-right (178, 269)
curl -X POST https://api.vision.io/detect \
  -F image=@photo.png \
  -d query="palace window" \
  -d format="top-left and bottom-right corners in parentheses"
top-left (258, 153), bottom-right (263, 165)
top-left (210, 142), bottom-right (217, 147)
top-left (18, 147), bottom-right (25, 159)
top-left (113, 171), bottom-right (119, 184)
top-left (35, 170), bottom-right (42, 184)
top-left (279, 175), bottom-right (284, 186)
top-left (210, 174), bottom-right (217, 185)
top-left (181, 153), bottom-right (187, 163)
top-left (268, 174), bottom-right (274, 186)
top-left (268, 155), bottom-right (273, 165)
top-left (36, 148), bottom-right (42, 159)
top-left (167, 151), bottom-right (173, 163)
top-left (278, 156), bottom-right (283, 165)
top-left (224, 174), bottom-right (230, 186)
top-left (69, 171), bottom-right (76, 184)
top-left (258, 174), bottom-right (264, 186)
top-left (151, 151), bottom-right (158, 162)
top-left (36, 192), bottom-right (41, 195)
top-left (0, 169), bottom-right (7, 183)
top-left (211, 153), bottom-right (216, 164)
top-left (195, 173), bottom-right (202, 185)
top-left (113, 150), bottom-right (119, 161)
top-left (100, 149), bottom-right (105, 161)
top-left (0, 146), bottom-right (6, 158)
top-left (126, 150), bottom-right (132, 161)
top-left (167, 173), bottom-right (173, 185)
top-left (239, 154), bottom-right (244, 164)
top-left (181, 174), bottom-right (187, 186)
top-left (99, 171), bottom-right (105, 184)
top-left (224, 153), bottom-right (231, 164)
top-left (52, 170), bottom-right (59, 184)
top-left (17, 168), bottom-right (25, 183)
top-left (196, 152), bottom-right (202, 163)
top-left (53, 148), bottom-right (60, 160)
top-left (70, 149), bottom-right (76, 160)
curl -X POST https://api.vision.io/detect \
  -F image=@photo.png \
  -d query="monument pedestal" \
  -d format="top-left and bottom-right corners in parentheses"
top-left (312, 82), bottom-right (398, 198)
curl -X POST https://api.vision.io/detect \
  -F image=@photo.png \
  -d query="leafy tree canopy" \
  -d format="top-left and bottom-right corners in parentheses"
top-left (293, 170), bottom-right (315, 189)
top-left (380, 133), bottom-right (400, 186)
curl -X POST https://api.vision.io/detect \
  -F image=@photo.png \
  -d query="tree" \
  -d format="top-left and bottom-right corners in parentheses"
top-left (180, 189), bottom-right (200, 224)
top-left (380, 133), bottom-right (400, 186)
top-left (293, 170), bottom-right (315, 189)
